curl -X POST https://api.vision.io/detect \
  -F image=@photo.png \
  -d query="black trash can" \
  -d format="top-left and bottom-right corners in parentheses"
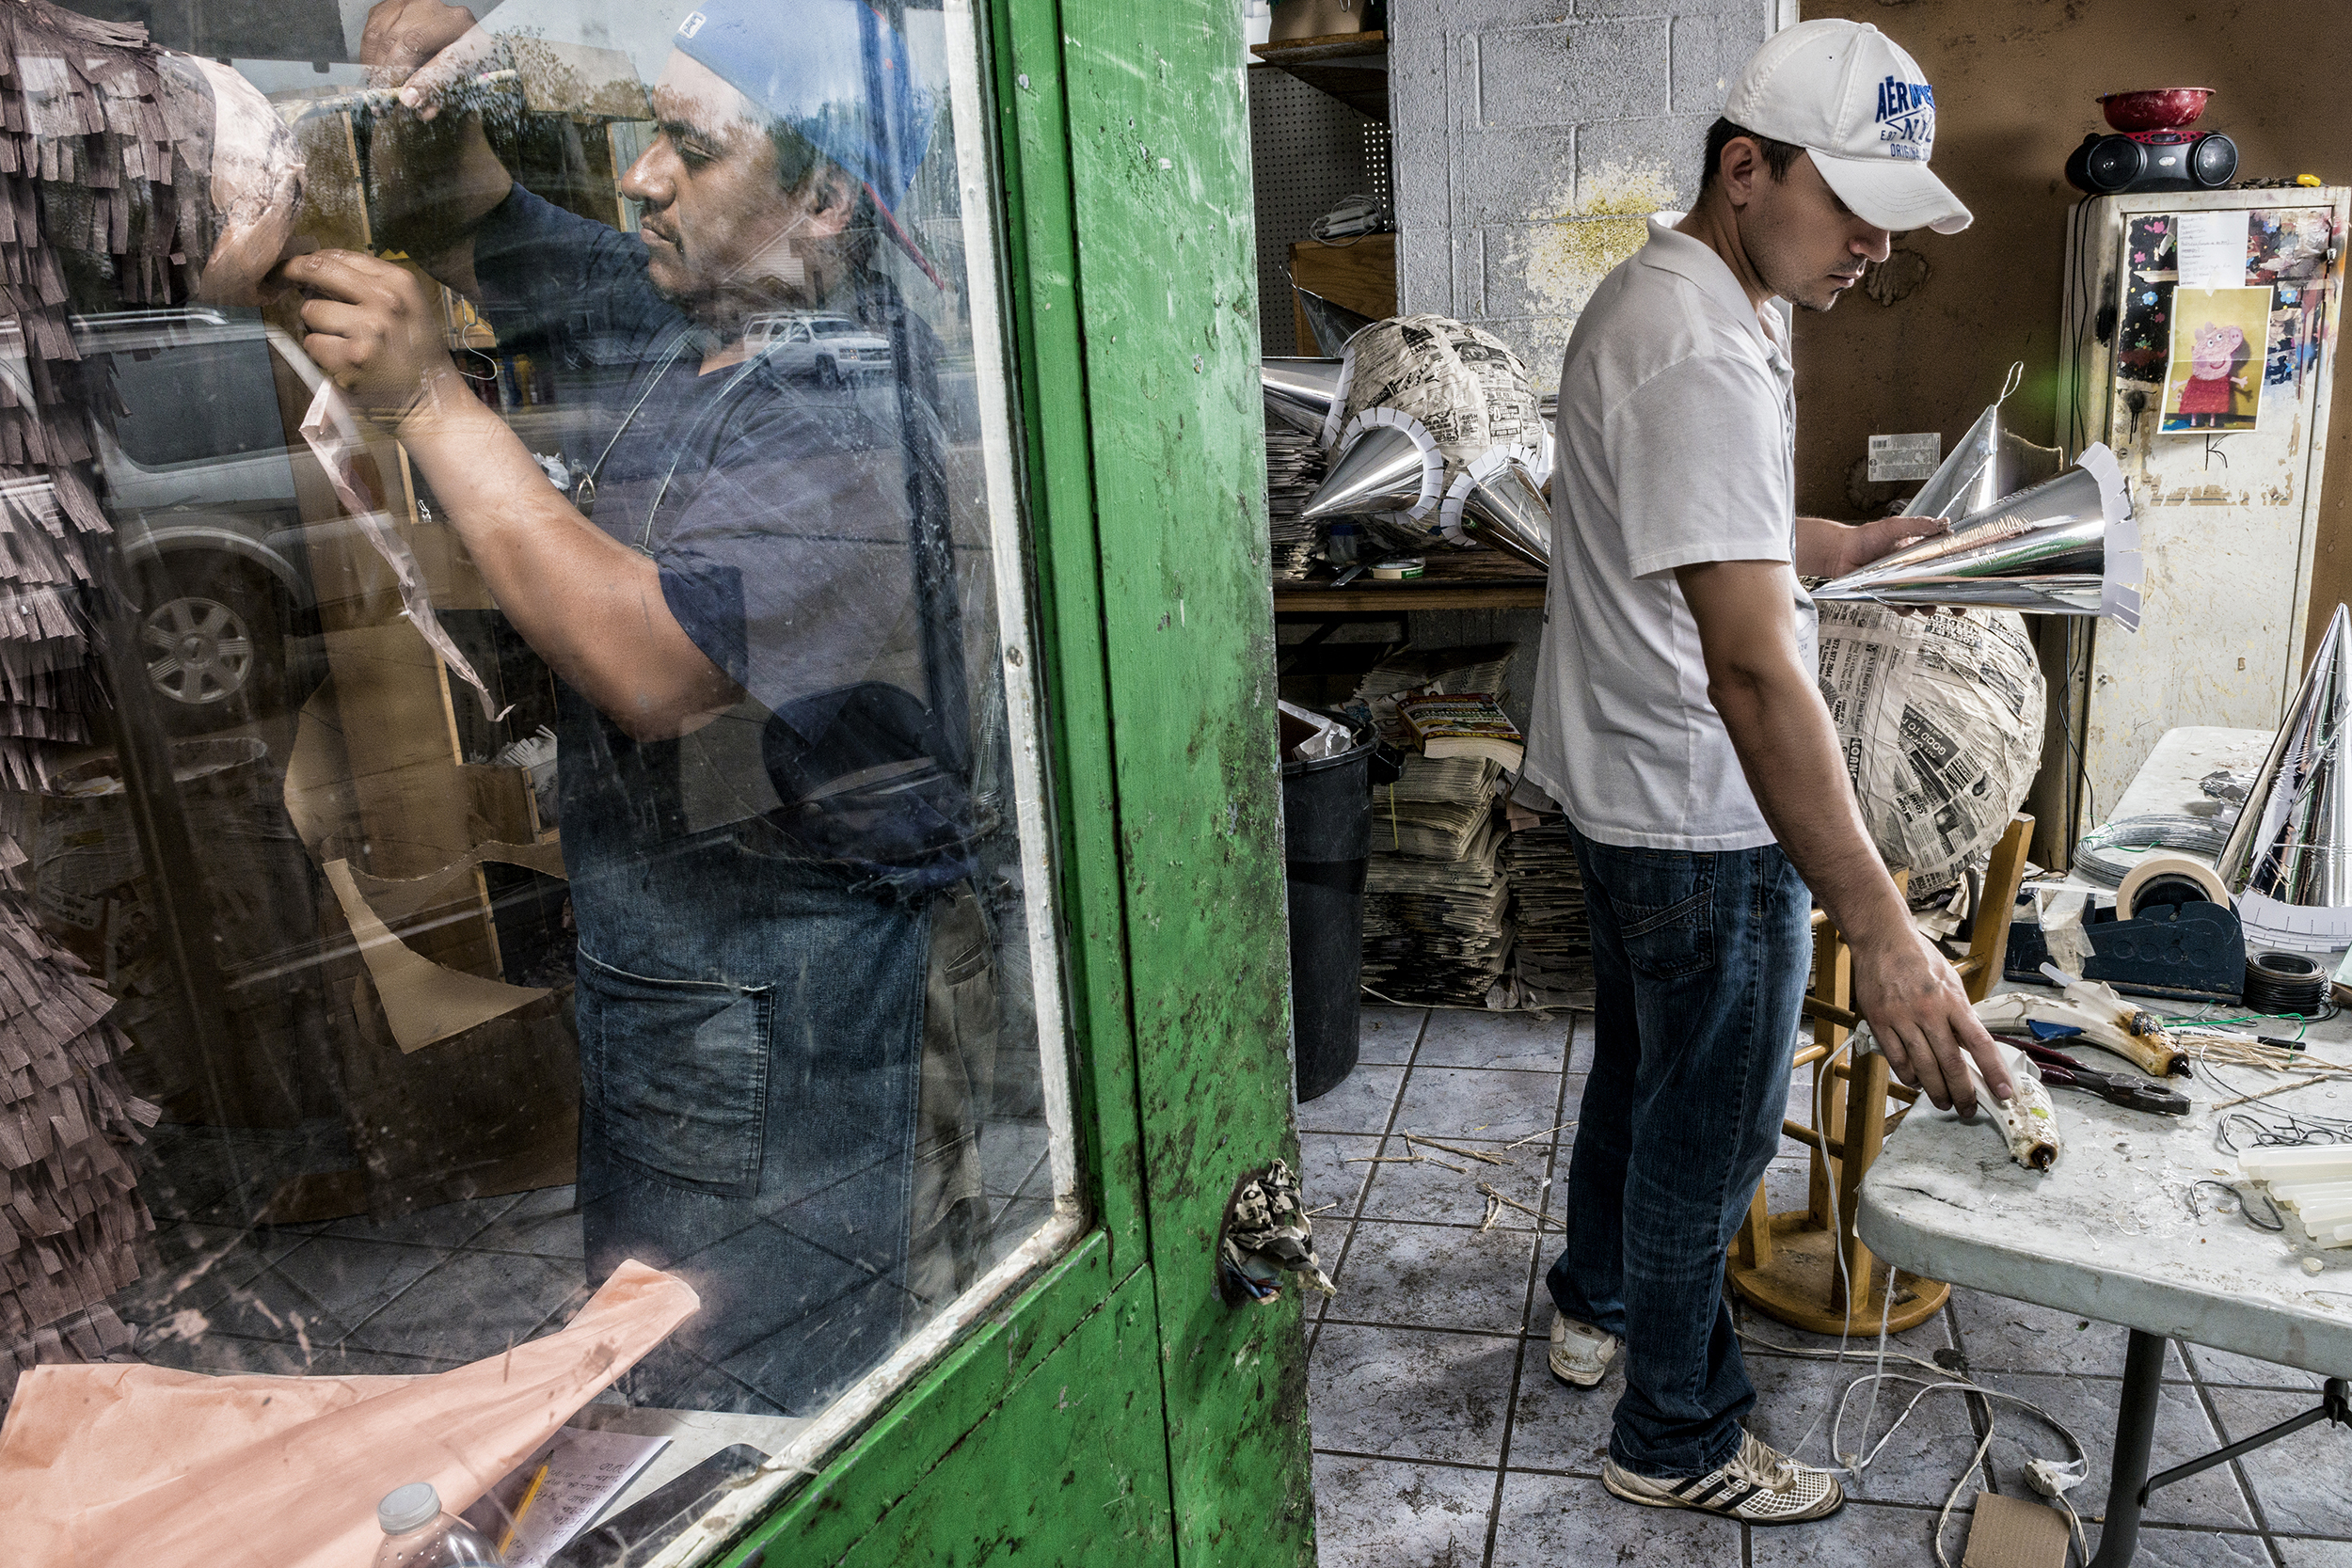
top-left (1281, 730), bottom-right (1375, 1102)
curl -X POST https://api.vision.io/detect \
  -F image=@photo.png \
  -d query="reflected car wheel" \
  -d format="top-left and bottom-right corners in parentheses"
top-left (134, 563), bottom-right (283, 731)
top-left (816, 356), bottom-right (842, 389)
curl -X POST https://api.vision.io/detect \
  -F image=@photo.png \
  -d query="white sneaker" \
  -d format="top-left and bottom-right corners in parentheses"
top-left (1547, 1312), bottom-right (1622, 1388)
top-left (1601, 1429), bottom-right (1845, 1525)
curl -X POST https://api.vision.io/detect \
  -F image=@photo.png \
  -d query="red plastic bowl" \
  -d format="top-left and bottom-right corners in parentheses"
top-left (2100, 87), bottom-right (2214, 133)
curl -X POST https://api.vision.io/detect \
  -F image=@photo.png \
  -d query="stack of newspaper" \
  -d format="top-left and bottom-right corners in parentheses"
top-left (1346, 643), bottom-right (1515, 747)
top-left (1266, 426), bottom-right (1325, 582)
top-left (1498, 814), bottom-right (1594, 1010)
top-left (1360, 754), bottom-right (1512, 1006)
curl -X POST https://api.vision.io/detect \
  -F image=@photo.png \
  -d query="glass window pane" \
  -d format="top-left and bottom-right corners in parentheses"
top-left (8, 0), bottom-right (1077, 1553)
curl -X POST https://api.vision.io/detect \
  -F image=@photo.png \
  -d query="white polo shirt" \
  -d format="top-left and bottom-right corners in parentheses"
top-left (1521, 214), bottom-right (1813, 852)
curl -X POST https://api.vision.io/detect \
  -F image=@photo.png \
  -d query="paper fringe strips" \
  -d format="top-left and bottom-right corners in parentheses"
top-left (0, 0), bottom-right (197, 1404)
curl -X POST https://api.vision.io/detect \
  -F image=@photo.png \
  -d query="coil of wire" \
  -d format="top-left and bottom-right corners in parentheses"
top-left (2243, 950), bottom-right (2332, 1019)
top-left (2069, 814), bottom-right (2234, 889)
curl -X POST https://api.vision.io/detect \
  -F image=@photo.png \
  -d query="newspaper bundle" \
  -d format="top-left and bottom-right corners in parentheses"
top-left (1815, 603), bottom-right (2045, 905)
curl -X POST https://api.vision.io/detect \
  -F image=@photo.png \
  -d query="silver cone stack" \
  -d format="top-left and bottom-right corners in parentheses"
top-left (1294, 285), bottom-right (1376, 356)
top-left (2214, 605), bottom-right (2352, 952)
top-left (1439, 445), bottom-right (1550, 569)
top-left (1301, 408), bottom-right (1445, 526)
top-left (1812, 444), bottom-right (2143, 629)
top-left (1263, 357), bottom-right (1343, 437)
top-left (1902, 363), bottom-right (2066, 524)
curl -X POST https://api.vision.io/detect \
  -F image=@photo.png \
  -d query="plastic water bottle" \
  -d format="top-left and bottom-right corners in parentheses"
top-left (371, 1482), bottom-right (504, 1567)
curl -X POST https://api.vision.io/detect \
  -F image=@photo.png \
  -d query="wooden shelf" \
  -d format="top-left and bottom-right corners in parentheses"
top-left (1290, 233), bottom-right (1394, 352)
top-left (1250, 30), bottom-right (1387, 119)
top-left (1273, 550), bottom-right (1547, 613)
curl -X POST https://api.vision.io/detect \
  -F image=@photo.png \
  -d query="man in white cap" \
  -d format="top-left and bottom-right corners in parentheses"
top-left (1520, 19), bottom-right (2015, 1523)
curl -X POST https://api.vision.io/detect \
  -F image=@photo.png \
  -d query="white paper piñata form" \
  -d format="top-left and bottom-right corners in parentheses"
top-left (1301, 315), bottom-right (1548, 551)
top-left (1816, 604), bottom-right (2044, 905)
top-left (1320, 314), bottom-right (1544, 460)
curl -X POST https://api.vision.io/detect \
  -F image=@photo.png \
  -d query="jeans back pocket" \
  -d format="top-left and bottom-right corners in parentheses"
top-left (578, 947), bottom-right (774, 1197)
top-left (1599, 855), bottom-right (1718, 981)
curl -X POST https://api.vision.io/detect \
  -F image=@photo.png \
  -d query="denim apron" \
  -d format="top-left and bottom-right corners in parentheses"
top-left (559, 683), bottom-right (928, 1417)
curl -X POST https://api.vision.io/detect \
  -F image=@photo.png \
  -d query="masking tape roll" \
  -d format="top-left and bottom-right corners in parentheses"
top-left (2117, 852), bottom-right (2233, 921)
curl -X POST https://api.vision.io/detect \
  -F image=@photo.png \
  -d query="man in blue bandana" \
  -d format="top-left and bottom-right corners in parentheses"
top-left (283, 0), bottom-right (991, 1415)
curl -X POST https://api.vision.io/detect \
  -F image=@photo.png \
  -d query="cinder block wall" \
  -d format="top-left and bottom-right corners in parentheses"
top-left (1390, 0), bottom-right (1787, 389)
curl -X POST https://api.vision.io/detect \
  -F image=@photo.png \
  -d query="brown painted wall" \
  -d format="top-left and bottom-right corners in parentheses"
top-left (1791, 0), bottom-right (2352, 650)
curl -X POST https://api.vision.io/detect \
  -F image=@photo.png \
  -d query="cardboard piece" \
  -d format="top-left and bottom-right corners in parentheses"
top-left (1269, 0), bottom-right (1371, 42)
top-left (282, 673), bottom-right (579, 1220)
top-left (0, 1261), bottom-right (697, 1568)
top-left (322, 859), bottom-right (548, 1053)
top-left (1961, 1492), bottom-right (2074, 1568)
top-left (343, 840), bottom-right (566, 928)
top-left (282, 657), bottom-right (517, 980)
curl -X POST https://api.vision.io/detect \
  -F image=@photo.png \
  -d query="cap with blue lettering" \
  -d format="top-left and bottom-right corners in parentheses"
top-left (669, 0), bottom-right (934, 216)
top-left (1721, 19), bottom-right (1971, 235)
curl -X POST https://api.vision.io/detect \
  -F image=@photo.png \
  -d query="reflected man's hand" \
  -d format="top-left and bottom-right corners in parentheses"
top-left (284, 250), bottom-right (464, 424)
top-left (361, 0), bottom-right (480, 85)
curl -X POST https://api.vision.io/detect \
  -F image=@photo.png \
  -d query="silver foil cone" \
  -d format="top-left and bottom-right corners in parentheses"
top-left (1814, 444), bottom-right (2142, 627)
top-left (1441, 453), bottom-right (1550, 569)
top-left (1263, 356), bottom-right (1343, 437)
top-left (2213, 604), bottom-right (2352, 951)
top-left (1903, 364), bottom-right (2065, 523)
top-left (1295, 286), bottom-right (1377, 356)
top-left (1301, 420), bottom-right (1440, 522)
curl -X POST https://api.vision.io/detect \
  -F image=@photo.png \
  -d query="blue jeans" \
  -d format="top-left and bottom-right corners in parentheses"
top-left (1546, 826), bottom-right (1811, 1478)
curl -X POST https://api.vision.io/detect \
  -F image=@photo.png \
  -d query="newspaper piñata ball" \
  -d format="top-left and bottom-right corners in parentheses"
top-left (1325, 314), bottom-right (1544, 471)
top-left (1815, 603), bottom-right (2044, 905)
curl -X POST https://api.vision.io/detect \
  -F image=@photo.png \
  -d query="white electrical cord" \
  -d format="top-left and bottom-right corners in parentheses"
top-left (1747, 1031), bottom-right (2093, 1566)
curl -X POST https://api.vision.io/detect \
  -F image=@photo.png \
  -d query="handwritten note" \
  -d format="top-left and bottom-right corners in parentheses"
top-left (463, 1427), bottom-right (670, 1568)
top-left (2175, 209), bottom-right (2251, 291)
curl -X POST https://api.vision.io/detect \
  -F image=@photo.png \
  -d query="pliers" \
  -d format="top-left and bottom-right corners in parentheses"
top-left (1995, 1034), bottom-right (2193, 1117)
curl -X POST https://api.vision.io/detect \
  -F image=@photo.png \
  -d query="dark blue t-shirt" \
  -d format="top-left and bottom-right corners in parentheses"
top-left (470, 186), bottom-right (929, 737)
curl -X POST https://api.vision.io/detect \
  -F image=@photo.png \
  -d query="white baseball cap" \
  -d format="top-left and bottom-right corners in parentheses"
top-left (1723, 20), bottom-right (1972, 235)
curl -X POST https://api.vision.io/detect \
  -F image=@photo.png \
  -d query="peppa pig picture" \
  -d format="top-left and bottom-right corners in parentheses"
top-left (2160, 285), bottom-right (2273, 432)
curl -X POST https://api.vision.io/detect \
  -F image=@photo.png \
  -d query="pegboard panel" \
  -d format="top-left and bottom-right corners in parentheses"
top-left (1248, 69), bottom-right (1385, 356)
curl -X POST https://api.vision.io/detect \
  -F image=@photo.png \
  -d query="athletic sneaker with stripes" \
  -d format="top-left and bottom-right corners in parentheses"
top-left (1600, 1429), bottom-right (1844, 1524)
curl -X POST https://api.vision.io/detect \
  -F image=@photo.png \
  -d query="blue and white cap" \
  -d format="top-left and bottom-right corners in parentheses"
top-left (670, 0), bottom-right (935, 216)
top-left (1723, 20), bottom-right (1971, 235)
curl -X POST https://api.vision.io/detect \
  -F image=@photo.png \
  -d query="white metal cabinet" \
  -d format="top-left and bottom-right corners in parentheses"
top-left (2057, 187), bottom-right (2349, 839)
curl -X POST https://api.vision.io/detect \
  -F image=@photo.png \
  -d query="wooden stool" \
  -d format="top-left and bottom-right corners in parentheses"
top-left (1727, 816), bottom-right (2035, 1335)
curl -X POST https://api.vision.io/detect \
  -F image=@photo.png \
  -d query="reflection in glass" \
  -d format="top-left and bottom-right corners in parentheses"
top-left (5, 0), bottom-right (1068, 1482)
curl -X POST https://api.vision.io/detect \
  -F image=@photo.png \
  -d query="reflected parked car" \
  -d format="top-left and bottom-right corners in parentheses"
top-left (743, 312), bottom-right (893, 387)
top-left (2, 309), bottom-right (458, 731)
top-left (75, 309), bottom-right (325, 729)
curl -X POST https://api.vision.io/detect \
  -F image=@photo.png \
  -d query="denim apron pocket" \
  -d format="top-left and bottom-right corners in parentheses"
top-left (578, 946), bottom-right (775, 1197)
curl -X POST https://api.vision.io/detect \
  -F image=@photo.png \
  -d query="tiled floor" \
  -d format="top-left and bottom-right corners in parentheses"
top-left (119, 1112), bottom-right (1057, 1403)
top-left (1302, 1006), bottom-right (2352, 1568)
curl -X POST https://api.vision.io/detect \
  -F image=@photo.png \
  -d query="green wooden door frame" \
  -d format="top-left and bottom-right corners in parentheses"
top-left (706, 0), bottom-right (1318, 1563)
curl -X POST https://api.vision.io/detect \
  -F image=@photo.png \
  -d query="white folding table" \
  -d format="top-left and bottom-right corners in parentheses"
top-left (1860, 723), bottom-right (2352, 1566)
